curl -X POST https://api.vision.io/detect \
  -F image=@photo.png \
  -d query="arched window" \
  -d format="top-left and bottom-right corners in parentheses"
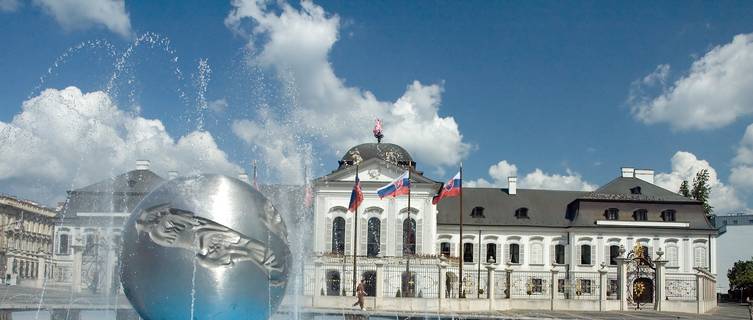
top-left (530, 241), bottom-right (544, 265)
top-left (471, 206), bottom-right (485, 218)
top-left (554, 244), bottom-right (566, 264)
top-left (326, 270), bottom-right (341, 296)
top-left (693, 243), bottom-right (708, 269)
top-left (486, 243), bottom-right (497, 263)
top-left (633, 209), bottom-right (648, 221)
top-left (580, 244), bottom-right (592, 265)
top-left (661, 209), bottom-right (677, 222)
top-left (401, 271), bottom-right (416, 297)
top-left (367, 217), bottom-right (381, 257)
top-left (402, 218), bottom-right (416, 255)
top-left (331, 217), bottom-right (345, 255)
top-left (509, 243), bottom-right (520, 264)
top-left (605, 208), bottom-right (619, 220)
top-left (515, 207), bottom-right (529, 219)
top-left (362, 271), bottom-right (377, 296)
top-left (608, 245), bottom-right (620, 265)
top-left (666, 242), bottom-right (679, 267)
top-left (440, 242), bottom-right (451, 257)
top-left (463, 243), bottom-right (474, 263)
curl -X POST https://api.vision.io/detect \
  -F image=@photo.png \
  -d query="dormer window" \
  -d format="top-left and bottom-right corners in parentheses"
top-left (470, 206), bottom-right (485, 218)
top-left (605, 208), bottom-right (619, 220)
top-left (661, 209), bottom-right (676, 222)
top-left (633, 209), bottom-right (648, 221)
top-left (630, 186), bottom-right (642, 195)
top-left (514, 207), bottom-right (529, 219)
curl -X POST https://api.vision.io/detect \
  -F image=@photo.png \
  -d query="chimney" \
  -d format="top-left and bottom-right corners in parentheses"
top-left (135, 160), bottom-right (151, 171)
top-left (238, 173), bottom-right (250, 184)
top-left (168, 171), bottom-right (179, 180)
top-left (508, 176), bottom-right (517, 195)
top-left (621, 167), bottom-right (635, 178)
top-left (634, 169), bottom-right (655, 184)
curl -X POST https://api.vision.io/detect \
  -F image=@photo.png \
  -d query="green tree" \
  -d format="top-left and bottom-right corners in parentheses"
top-left (727, 258), bottom-right (753, 293)
top-left (691, 169), bottom-right (713, 216)
top-left (678, 180), bottom-right (691, 198)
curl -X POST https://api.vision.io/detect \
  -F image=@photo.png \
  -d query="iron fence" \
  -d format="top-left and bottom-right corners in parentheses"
top-left (382, 264), bottom-right (439, 298)
top-left (606, 272), bottom-right (619, 300)
top-left (509, 271), bottom-right (551, 299)
top-left (665, 274), bottom-right (696, 301)
top-left (570, 272), bottom-right (600, 300)
top-left (493, 270), bottom-right (509, 299)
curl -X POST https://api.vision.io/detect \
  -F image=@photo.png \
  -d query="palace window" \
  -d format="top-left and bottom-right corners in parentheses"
top-left (463, 243), bottom-right (474, 263)
top-left (693, 245), bottom-right (708, 269)
top-left (509, 243), bottom-right (520, 264)
top-left (580, 279), bottom-right (592, 294)
top-left (514, 207), bottom-right (529, 219)
top-left (402, 218), bottom-right (416, 256)
top-left (661, 209), bottom-right (676, 222)
top-left (633, 209), bottom-right (648, 221)
top-left (609, 245), bottom-right (620, 265)
top-left (58, 234), bottom-right (69, 255)
top-left (605, 208), bottom-right (619, 220)
top-left (666, 243), bottom-right (679, 267)
top-left (554, 244), bottom-right (566, 264)
top-left (367, 217), bottom-right (381, 257)
top-left (531, 278), bottom-right (543, 294)
top-left (580, 244), bottom-right (592, 265)
top-left (530, 241), bottom-right (543, 265)
top-left (326, 270), bottom-right (341, 296)
top-left (470, 206), bottom-right (485, 218)
top-left (440, 242), bottom-right (451, 257)
top-left (486, 243), bottom-right (497, 263)
top-left (630, 186), bottom-right (642, 195)
top-left (331, 217), bottom-right (345, 255)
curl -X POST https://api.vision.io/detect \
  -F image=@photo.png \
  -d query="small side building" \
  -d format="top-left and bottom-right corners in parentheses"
top-left (0, 195), bottom-right (57, 287)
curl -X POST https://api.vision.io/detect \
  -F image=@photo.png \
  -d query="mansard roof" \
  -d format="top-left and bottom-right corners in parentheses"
top-left (61, 169), bottom-right (165, 218)
top-left (436, 188), bottom-right (585, 228)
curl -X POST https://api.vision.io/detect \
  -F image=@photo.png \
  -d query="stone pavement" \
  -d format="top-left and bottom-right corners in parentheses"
top-left (277, 303), bottom-right (751, 319)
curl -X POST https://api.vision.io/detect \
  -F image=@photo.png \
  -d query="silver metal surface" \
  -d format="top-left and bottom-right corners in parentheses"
top-left (120, 174), bottom-right (290, 320)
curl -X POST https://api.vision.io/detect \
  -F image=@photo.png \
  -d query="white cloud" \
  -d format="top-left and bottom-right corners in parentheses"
top-left (208, 98), bottom-right (228, 113)
top-left (630, 33), bottom-right (753, 130)
top-left (225, 0), bottom-right (470, 182)
top-left (731, 124), bottom-right (753, 191)
top-left (466, 160), bottom-right (596, 191)
top-left (0, 86), bottom-right (241, 204)
top-left (0, 0), bottom-right (19, 12)
top-left (32, 0), bottom-right (132, 37)
top-left (655, 151), bottom-right (745, 214)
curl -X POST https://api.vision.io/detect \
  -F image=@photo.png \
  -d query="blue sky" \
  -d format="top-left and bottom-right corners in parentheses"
top-left (1, 0), bottom-right (753, 213)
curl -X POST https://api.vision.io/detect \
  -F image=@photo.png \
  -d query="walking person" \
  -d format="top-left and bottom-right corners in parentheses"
top-left (352, 278), bottom-right (366, 311)
top-left (747, 296), bottom-right (752, 320)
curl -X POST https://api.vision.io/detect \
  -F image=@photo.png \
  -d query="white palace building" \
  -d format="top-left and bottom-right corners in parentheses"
top-left (298, 141), bottom-right (719, 313)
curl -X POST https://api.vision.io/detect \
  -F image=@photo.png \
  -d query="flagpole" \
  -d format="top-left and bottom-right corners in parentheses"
top-left (352, 165), bottom-right (359, 296)
top-left (406, 170), bottom-right (411, 297)
top-left (459, 163), bottom-right (464, 298)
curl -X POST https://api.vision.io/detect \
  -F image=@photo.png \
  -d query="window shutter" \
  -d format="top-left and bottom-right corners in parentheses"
top-left (648, 245), bottom-right (653, 261)
top-left (416, 219), bottom-right (423, 254)
top-left (325, 217), bottom-right (332, 253)
top-left (345, 217), bottom-right (352, 256)
top-left (550, 244), bottom-right (556, 265)
top-left (472, 243), bottom-right (479, 263)
top-left (481, 243), bottom-right (487, 263)
top-left (590, 245), bottom-right (596, 266)
top-left (576, 245), bottom-right (582, 265)
top-left (436, 240), bottom-right (441, 255)
top-left (519, 244), bottom-right (525, 265)
top-left (604, 246), bottom-right (609, 265)
top-left (379, 218), bottom-right (386, 256)
top-left (450, 242), bottom-right (456, 258)
top-left (359, 216), bottom-right (367, 256)
top-left (506, 244), bottom-right (512, 263)
top-left (395, 218), bottom-right (402, 257)
top-left (496, 243), bottom-right (501, 264)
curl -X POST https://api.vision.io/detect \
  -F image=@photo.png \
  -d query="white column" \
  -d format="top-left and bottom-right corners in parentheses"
top-left (487, 264), bottom-right (496, 311)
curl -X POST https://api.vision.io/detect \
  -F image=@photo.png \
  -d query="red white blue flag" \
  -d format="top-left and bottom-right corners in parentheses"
top-left (348, 172), bottom-right (364, 212)
top-left (432, 171), bottom-right (461, 205)
top-left (377, 170), bottom-right (411, 198)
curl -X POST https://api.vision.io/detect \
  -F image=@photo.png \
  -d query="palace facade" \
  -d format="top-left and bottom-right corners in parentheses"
top-left (303, 141), bottom-right (719, 313)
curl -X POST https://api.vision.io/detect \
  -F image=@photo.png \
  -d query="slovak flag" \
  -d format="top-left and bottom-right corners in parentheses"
top-left (348, 173), bottom-right (364, 212)
top-left (377, 170), bottom-right (411, 199)
top-left (432, 171), bottom-right (461, 205)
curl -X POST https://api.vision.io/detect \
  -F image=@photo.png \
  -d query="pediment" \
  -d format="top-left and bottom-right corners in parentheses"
top-left (316, 158), bottom-right (436, 184)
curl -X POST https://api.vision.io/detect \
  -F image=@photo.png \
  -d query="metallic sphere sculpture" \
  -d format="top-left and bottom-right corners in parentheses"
top-left (120, 174), bottom-right (290, 320)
